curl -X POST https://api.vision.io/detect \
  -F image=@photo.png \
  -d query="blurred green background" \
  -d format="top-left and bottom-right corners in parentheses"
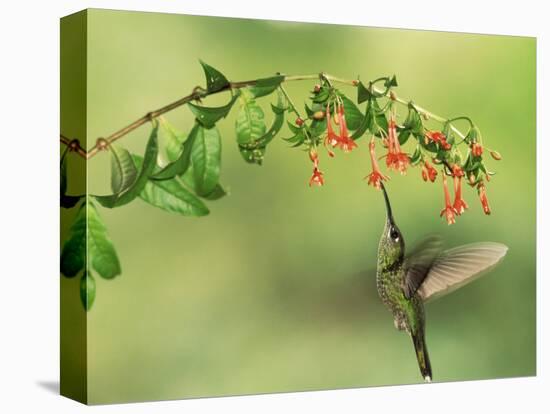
top-left (80, 9), bottom-right (535, 404)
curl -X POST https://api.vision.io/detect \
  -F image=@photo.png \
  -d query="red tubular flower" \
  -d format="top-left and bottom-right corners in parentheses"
top-left (425, 130), bottom-right (452, 150)
top-left (325, 105), bottom-right (340, 148)
top-left (336, 105), bottom-right (358, 153)
top-left (453, 176), bottom-right (468, 215)
top-left (449, 164), bottom-right (468, 215)
top-left (308, 149), bottom-right (324, 187)
top-left (471, 142), bottom-right (483, 157)
top-left (364, 139), bottom-right (389, 190)
top-left (385, 115), bottom-right (410, 175)
top-left (325, 104), bottom-right (357, 153)
top-left (421, 161), bottom-right (438, 182)
top-left (478, 183), bottom-right (491, 215)
top-left (440, 173), bottom-right (458, 225)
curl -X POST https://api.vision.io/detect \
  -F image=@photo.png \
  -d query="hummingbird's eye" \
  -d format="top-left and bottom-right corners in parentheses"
top-left (390, 228), bottom-right (400, 241)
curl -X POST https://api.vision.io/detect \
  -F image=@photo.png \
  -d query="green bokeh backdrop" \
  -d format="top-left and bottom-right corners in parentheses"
top-left (80, 9), bottom-right (535, 404)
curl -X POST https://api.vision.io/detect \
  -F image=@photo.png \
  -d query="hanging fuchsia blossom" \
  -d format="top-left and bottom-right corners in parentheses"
top-left (478, 182), bottom-right (491, 215)
top-left (308, 148), bottom-right (324, 187)
top-left (365, 139), bottom-right (389, 190)
top-left (440, 173), bottom-right (458, 225)
top-left (325, 104), bottom-right (340, 148)
top-left (336, 105), bottom-right (357, 152)
top-left (385, 115), bottom-right (409, 174)
top-left (325, 104), bottom-right (357, 153)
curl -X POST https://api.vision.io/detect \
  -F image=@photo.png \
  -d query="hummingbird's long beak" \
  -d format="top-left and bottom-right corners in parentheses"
top-left (380, 182), bottom-right (395, 225)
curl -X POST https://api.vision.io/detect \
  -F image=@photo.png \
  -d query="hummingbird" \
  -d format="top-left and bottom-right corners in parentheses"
top-left (376, 182), bottom-right (508, 382)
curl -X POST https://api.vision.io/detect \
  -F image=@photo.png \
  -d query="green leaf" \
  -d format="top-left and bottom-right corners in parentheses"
top-left (309, 119), bottom-right (327, 138)
top-left (201, 184), bottom-right (227, 200)
top-left (161, 120), bottom-right (187, 162)
top-left (110, 144), bottom-right (138, 193)
top-left (235, 90), bottom-right (266, 145)
top-left (152, 123), bottom-right (198, 181)
top-left (199, 60), bottom-right (229, 93)
top-left (140, 185), bottom-right (205, 214)
top-left (403, 106), bottom-right (423, 134)
top-left (284, 118), bottom-right (306, 145)
top-left (249, 75), bottom-right (285, 98)
top-left (443, 122), bottom-right (455, 146)
top-left (398, 129), bottom-right (411, 145)
top-left (286, 120), bottom-right (302, 135)
top-left (463, 152), bottom-right (473, 170)
top-left (60, 202), bottom-right (87, 278)
top-left (187, 92), bottom-right (239, 128)
top-left (357, 81), bottom-right (371, 104)
top-left (95, 123), bottom-right (159, 207)
top-left (256, 75), bottom-right (285, 87)
top-left (351, 105), bottom-right (369, 140)
top-left (191, 125), bottom-right (222, 195)
top-left (366, 98), bottom-right (388, 137)
top-left (181, 165), bottom-right (227, 200)
top-left (284, 129), bottom-right (305, 146)
top-left (88, 200), bottom-right (121, 279)
top-left (80, 271), bottom-right (96, 311)
top-left (161, 121), bottom-right (227, 200)
top-left (134, 154), bottom-right (209, 217)
top-left (304, 104), bottom-right (314, 119)
top-left (241, 92), bottom-right (286, 149)
top-left (479, 162), bottom-right (488, 175)
top-left (238, 91), bottom-right (286, 164)
top-left (385, 75), bottom-right (398, 88)
top-left (409, 146), bottom-right (422, 165)
top-left (339, 94), bottom-right (363, 130)
top-left (422, 138), bottom-right (439, 153)
top-left (311, 87), bottom-right (330, 103)
top-left (61, 199), bottom-right (120, 280)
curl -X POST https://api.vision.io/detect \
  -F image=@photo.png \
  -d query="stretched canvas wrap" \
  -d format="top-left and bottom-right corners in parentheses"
top-left (60, 9), bottom-right (536, 405)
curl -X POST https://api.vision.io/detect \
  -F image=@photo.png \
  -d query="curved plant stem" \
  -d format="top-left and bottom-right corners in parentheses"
top-left (60, 134), bottom-right (88, 158)
top-left (60, 72), bottom-right (467, 159)
top-left (278, 84), bottom-right (302, 119)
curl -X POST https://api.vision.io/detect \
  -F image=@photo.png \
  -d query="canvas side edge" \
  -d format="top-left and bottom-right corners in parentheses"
top-left (60, 9), bottom-right (88, 405)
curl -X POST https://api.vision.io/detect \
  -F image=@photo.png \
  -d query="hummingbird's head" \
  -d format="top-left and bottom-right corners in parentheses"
top-left (378, 183), bottom-right (405, 267)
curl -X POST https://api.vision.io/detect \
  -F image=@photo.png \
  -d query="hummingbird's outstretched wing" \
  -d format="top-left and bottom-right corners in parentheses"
top-left (417, 242), bottom-right (508, 302)
top-left (402, 235), bottom-right (443, 299)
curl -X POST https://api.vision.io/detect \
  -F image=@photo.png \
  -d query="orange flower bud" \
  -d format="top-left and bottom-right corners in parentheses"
top-left (471, 142), bottom-right (483, 157)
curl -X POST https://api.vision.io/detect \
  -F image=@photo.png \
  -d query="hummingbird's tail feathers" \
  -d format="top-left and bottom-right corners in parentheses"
top-left (412, 331), bottom-right (432, 383)
top-left (417, 242), bottom-right (508, 303)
